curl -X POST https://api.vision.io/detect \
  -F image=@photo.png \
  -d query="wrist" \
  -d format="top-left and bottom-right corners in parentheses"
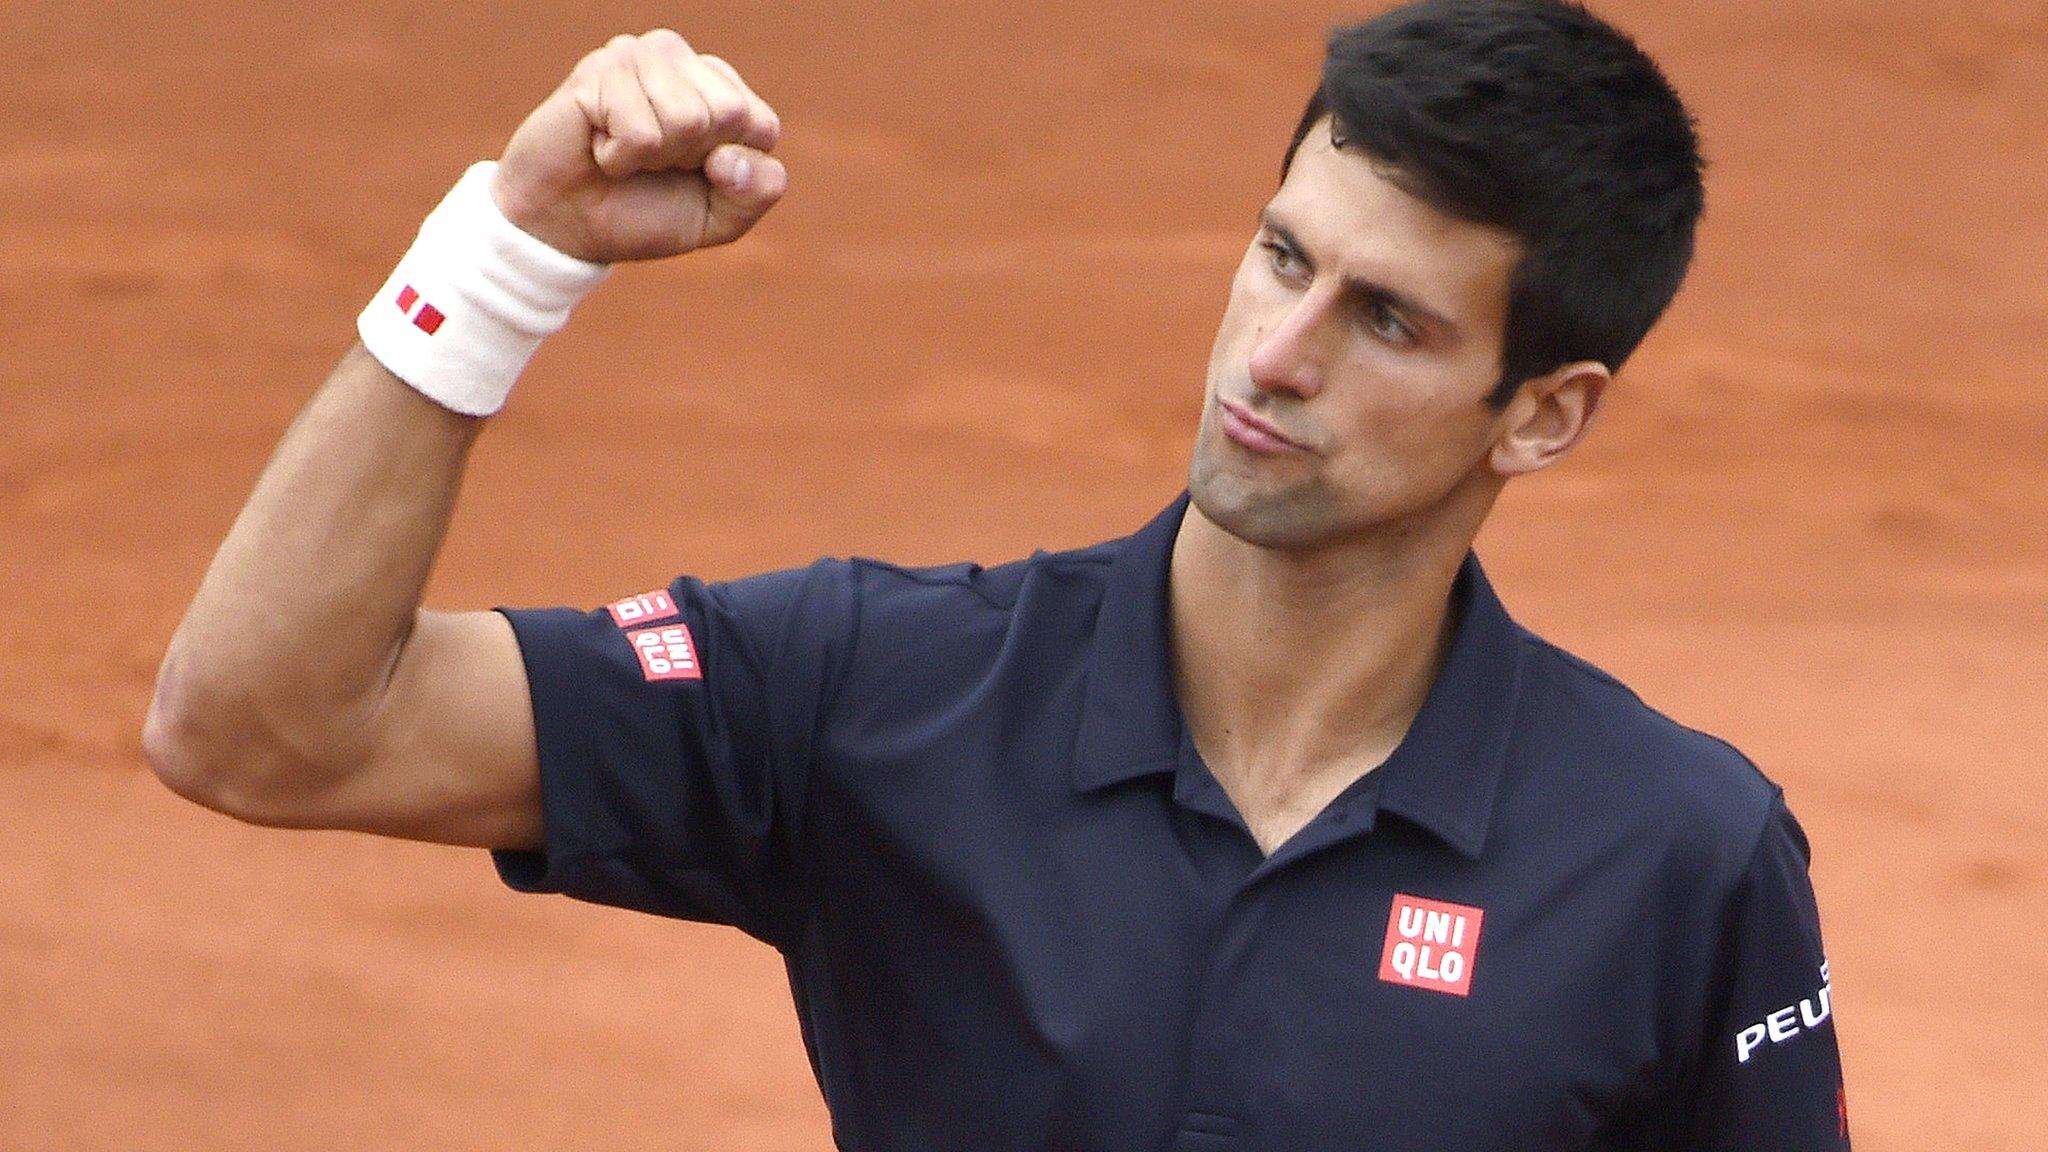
top-left (486, 164), bottom-right (584, 260)
top-left (356, 162), bottom-right (611, 417)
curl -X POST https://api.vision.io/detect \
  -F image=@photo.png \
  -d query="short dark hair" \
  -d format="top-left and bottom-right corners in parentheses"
top-left (1281, 0), bottom-right (1705, 408)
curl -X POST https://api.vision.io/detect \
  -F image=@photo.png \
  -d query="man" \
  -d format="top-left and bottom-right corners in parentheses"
top-left (144, 1), bottom-right (1849, 1147)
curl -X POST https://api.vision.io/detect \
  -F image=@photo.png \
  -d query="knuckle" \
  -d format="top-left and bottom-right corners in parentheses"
top-left (703, 94), bottom-right (746, 132)
top-left (613, 123), bottom-right (661, 152)
top-left (641, 27), bottom-right (690, 52)
top-left (672, 99), bottom-right (712, 138)
top-left (589, 44), bottom-right (633, 80)
top-left (737, 105), bottom-right (780, 150)
top-left (706, 55), bottom-right (753, 95)
top-left (641, 77), bottom-right (700, 130)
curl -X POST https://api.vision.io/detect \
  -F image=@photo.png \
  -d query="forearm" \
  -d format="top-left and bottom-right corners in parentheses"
top-left (146, 343), bottom-right (481, 805)
top-left (144, 29), bottom-right (785, 836)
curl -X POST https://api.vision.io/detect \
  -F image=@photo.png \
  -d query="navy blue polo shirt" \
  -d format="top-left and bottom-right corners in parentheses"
top-left (495, 496), bottom-right (1849, 1151)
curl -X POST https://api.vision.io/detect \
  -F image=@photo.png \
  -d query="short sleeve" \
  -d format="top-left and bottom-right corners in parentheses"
top-left (489, 558), bottom-right (859, 948)
top-left (1679, 793), bottom-right (1850, 1149)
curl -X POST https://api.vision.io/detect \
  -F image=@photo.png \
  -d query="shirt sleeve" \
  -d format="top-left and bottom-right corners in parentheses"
top-left (488, 558), bottom-right (859, 949)
top-left (1679, 793), bottom-right (1850, 1150)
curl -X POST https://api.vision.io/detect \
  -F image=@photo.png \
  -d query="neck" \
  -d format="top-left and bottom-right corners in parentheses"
top-left (1167, 497), bottom-right (1482, 806)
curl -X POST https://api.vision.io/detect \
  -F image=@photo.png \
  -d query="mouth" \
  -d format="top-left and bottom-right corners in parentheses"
top-left (1217, 398), bottom-right (1311, 456)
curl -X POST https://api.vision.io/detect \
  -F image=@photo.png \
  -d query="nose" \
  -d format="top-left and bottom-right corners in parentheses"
top-left (1246, 282), bottom-right (1338, 399)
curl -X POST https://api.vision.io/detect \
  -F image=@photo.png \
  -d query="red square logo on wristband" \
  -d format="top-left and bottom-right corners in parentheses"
top-left (628, 624), bottom-right (702, 682)
top-left (395, 284), bottom-right (445, 334)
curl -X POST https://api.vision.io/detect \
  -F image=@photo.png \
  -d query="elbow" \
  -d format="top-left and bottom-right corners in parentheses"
top-left (141, 660), bottom-right (335, 828)
top-left (141, 687), bottom-right (232, 813)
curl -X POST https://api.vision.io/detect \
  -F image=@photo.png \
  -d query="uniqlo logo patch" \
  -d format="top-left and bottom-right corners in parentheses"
top-left (628, 624), bottom-right (701, 682)
top-left (394, 284), bottom-right (444, 334)
top-left (1378, 893), bottom-right (1484, 997)
top-left (608, 589), bottom-right (679, 628)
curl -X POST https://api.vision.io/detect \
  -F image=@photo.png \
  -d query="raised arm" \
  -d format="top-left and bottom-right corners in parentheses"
top-left (141, 30), bottom-right (786, 849)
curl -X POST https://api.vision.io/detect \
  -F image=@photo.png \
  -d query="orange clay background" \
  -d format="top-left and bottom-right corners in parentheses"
top-left (2, 1), bottom-right (2044, 1148)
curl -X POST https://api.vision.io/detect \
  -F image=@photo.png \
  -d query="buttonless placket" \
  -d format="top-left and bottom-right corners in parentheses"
top-left (1164, 737), bottom-right (1393, 1147)
top-left (1167, 872), bottom-right (1269, 1150)
top-left (1165, 733), bottom-right (1256, 1147)
top-left (1159, 735), bottom-right (1281, 1148)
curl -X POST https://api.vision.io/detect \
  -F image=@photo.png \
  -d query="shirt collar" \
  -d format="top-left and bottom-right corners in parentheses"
top-left (1070, 496), bottom-right (1191, 789)
top-left (1070, 493), bottom-right (1527, 861)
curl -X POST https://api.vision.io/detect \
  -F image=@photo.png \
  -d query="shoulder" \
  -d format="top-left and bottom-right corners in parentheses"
top-left (815, 539), bottom-right (1126, 727)
top-left (844, 535), bottom-right (1123, 611)
top-left (1504, 628), bottom-right (1786, 885)
top-left (834, 538), bottom-right (1125, 657)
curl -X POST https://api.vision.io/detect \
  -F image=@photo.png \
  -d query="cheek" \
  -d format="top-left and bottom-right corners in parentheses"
top-left (1211, 260), bottom-right (1287, 355)
top-left (1346, 330), bottom-right (1503, 422)
top-left (1330, 355), bottom-right (1448, 429)
top-left (1326, 362), bottom-right (1502, 471)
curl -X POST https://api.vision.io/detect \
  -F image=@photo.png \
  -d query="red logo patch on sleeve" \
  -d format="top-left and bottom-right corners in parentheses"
top-left (608, 589), bottom-right (679, 628)
top-left (1378, 893), bottom-right (1485, 997)
top-left (628, 624), bottom-right (702, 682)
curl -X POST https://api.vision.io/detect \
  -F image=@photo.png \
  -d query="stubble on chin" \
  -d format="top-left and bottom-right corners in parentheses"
top-left (1187, 436), bottom-right (1338, 553)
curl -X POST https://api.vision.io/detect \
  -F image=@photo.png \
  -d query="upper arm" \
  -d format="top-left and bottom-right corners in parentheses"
top-left (1673, 796), bottom-right (1848, 1149)
top-left (485, 563), bottom-right (862, 939)
top-left (315, 608), bottom-right (543, 850)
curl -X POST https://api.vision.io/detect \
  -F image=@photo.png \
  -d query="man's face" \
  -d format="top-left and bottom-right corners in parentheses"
top-left (1190, 119), bottom-right (1526, 553)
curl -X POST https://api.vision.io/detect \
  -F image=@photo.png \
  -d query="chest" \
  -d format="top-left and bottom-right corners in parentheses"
top-left (795, 755), bottom-right (1689, 1152)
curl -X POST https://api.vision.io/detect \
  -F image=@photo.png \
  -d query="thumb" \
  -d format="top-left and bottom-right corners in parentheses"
top-left (698, 144), bottom-right (788, 248)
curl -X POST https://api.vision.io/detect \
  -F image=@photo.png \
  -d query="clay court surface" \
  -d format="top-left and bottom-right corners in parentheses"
top-left (3, 0), bottom-right (2044, 1147)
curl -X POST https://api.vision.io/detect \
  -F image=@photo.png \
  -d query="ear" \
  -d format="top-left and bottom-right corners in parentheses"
top-left (1488, 361), bottom-right (1611, 478)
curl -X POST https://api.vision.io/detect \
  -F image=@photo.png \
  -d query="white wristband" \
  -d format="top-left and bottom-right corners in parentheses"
top-left (357, 162), bottom-right (610, 416)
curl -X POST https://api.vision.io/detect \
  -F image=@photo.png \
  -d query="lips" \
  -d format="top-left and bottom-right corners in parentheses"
top-left (1218, 398), bottom-right (1311, 455)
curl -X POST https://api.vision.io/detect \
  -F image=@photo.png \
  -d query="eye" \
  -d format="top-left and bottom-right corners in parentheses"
top-left (1260, 238), bottom-right (1308, 282)
top-left (1364, 298), bottom-right (1416, 346)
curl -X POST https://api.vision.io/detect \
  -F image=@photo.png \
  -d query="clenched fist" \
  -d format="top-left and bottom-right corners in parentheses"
top-left (490, 30), bottom-right (786, 264)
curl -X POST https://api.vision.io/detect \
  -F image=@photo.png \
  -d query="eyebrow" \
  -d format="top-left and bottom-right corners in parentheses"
top-left (1259, 209), bottom-right (1459, 338)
